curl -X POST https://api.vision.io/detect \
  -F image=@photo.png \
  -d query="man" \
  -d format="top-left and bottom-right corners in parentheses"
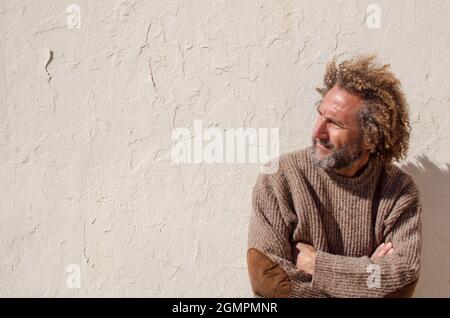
top-left (247, 55), bottom-right (422, 298)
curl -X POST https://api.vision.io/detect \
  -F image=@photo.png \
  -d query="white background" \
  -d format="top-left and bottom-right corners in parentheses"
top-left (1, 0), bottom-right (449, 297)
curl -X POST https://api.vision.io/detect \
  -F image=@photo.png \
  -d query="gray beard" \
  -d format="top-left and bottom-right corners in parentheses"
top-left (311, 138), bottom-right (364, 171)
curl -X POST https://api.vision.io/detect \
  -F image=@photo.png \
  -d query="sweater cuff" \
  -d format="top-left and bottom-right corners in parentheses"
top-left (311, 250), bottom-right (336, 293)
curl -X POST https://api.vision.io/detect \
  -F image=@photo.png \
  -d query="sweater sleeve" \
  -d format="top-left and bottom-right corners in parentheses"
top-left (247, 173), bottom-right (329, 298)
top-left (311, 178), bottom-right (422, 298)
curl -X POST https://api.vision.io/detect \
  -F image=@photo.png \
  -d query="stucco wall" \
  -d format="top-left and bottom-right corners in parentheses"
top-left (1, 0), bottom-right (449, 297)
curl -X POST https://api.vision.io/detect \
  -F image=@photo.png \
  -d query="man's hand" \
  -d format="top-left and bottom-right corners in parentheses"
top-left (370, 242), bottom-right (394, 261)
top-left (292, 242), bottom-right (317, 275)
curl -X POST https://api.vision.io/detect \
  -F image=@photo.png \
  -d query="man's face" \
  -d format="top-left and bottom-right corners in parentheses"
top-left (312, 85), bottom-right (369, 170)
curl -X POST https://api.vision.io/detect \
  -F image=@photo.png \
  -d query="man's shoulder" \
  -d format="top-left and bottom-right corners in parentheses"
top-left (275, 146), bottom-right (313, 173)
top-left (256, 147), bottom-right (312, 186)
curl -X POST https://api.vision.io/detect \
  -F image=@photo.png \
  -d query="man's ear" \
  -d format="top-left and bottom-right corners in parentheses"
top-left (362, 135), bottom-right (373, 152)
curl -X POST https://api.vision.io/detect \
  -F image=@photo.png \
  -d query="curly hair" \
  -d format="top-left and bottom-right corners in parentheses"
top-left (316, 55), bottom-right (410, 163)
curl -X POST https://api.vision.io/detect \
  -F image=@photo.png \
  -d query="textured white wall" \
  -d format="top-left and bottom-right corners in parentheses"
top-left (1, 0), bottom-right (449, 297)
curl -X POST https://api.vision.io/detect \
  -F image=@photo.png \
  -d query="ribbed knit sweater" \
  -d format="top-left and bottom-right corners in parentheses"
top-left (247, 146), bottom-right (422, 298)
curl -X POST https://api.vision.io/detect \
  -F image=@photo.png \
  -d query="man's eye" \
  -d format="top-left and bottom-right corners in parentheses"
top-left (330, 121), bottom-right (341, 128)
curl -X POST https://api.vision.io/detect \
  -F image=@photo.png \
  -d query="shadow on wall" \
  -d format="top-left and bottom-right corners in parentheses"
top-left (400, 157), bottom-right (450, 297)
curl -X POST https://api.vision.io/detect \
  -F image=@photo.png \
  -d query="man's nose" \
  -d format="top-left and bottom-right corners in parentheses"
top-left (313, 118), bottom-right (328, 140)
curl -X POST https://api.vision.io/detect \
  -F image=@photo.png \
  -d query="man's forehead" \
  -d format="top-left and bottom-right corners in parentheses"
top-left (320, 86), bottom-right (363, 117)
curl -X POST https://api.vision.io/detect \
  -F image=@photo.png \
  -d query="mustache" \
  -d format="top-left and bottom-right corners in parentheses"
top-left (315, 138), bottom-right (334, 149)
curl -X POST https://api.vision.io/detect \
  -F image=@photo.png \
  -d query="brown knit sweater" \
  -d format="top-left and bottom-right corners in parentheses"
top-left (247, 146), bottom-right (422, 298)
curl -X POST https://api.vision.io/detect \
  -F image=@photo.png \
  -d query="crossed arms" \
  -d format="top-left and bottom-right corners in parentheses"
top-left (247, 173), bottom-right (422, 298)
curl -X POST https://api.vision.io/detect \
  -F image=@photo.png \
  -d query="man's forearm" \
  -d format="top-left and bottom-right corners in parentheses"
top-left (311, 250), bottom-right (420, 297)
